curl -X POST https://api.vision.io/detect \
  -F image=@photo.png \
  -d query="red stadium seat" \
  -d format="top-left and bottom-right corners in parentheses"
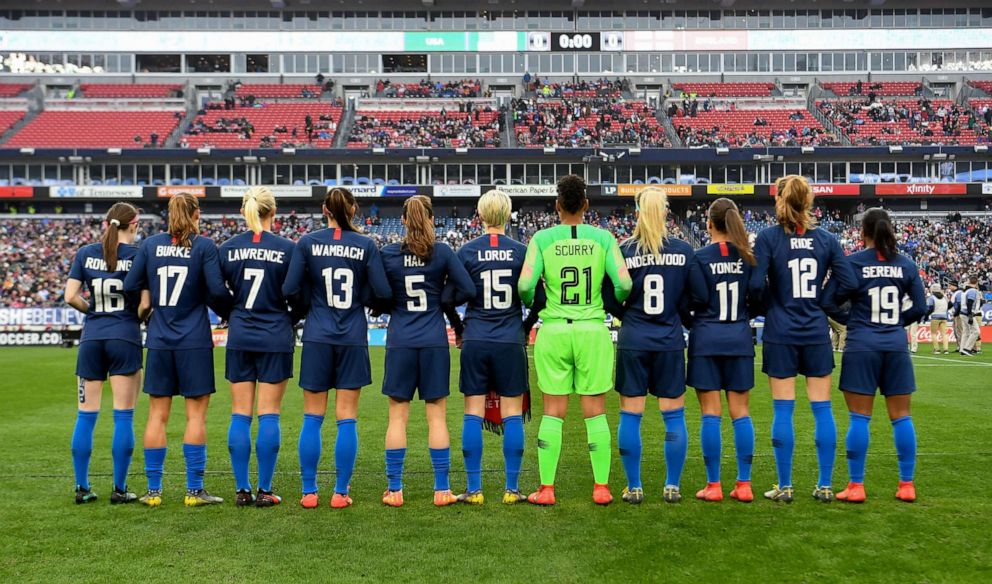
top-left (234, 84), bottom-right (322, 99)
top-left (348, 110), bottom-right (501, 148)
top-left (184, 103), bottom-right (343, 148)
top-left (822, 81), bottom-right (922, 97)
top-left (6, 111), bottom-right (180, 148)
top-left (0, 84), bottom-right (32, 98)
top-left (674, 108), bottom-right (831, 147)
top-left (80, 84), bottom-right (183, 99)
top-left (0, 111), bottom-right (27, 135)
top-left (672, 83), bottom-right (775, 98)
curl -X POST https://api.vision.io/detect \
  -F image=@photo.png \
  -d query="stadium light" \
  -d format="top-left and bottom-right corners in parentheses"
top-left (282, 148), bottom-right (296, 156)
top-left (455, 147), bottom-right (469, 155)
top-left (801, 146), bottom-right (815, 154)
top-left (628, 147), bottom-right (641, 156)
top-left (242, 156), bottom-right (259, 163)
top-left (889, 146), bottom-right (903, 153)
top-left (415, 155), bottom-right (431, 163)
top-left (932, 152), bottom-right (948, 160)
top-left (544, 147), bottom-right (556, 155)
top-left (19, 148), bottom-right (34, 155)
top-left (373, 147), bottom-right (386, 155)
top-left (68, 155), bottom-right (84, 163)
top-left (975, 145), bottom-right (989, 153)
top-left (716, 147), bottom-right (729, 155)
top-left (196, 147), bottom-right (211, 156)
top-left (107, 148), bottom-right (122, 156)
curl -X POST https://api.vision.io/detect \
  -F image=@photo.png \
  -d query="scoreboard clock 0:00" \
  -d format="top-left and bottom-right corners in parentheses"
top-left (553, 32), bottom-right (601, 52)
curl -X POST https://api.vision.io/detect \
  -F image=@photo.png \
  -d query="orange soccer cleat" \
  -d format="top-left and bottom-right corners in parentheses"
top-left (433, 490), bottom-right (458, 507)
top-left (836, 482), bottom-right (867, 503)
top-left (895, 481), bottom-right (916, 503)
top-left (382, 489), bottom-right (404, 507)
top-left (592, 483), bottom-right (613, 505)
top-left (527, 485), bottom-right (556, 506)
top-left (696, 482), bottom-right (724, 502)
top-left (300, 493), bottom-right (319, 509)
top-left (330, 492), bottom-right (353, 509)
top-left (730, 481), bottom-right (753, 503)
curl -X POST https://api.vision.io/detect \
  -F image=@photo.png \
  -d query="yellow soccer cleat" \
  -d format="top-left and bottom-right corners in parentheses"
top-left (139, 489), bottom-right (162, 508)
top-left (502, 489), bottom-right (527, 505)
top-left (184, 489), bottom-right (224, 507)
top-left (457, 490), bottom-right (485, 505)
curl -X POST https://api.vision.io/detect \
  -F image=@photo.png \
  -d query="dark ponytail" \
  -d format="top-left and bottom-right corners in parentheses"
top-left (861, 207), bottom-right (898, 261)
top-left (102, 202), bottom-right (139, 271)
top-left (708, 197), bottom-right (755, 266)
top-left (323, 187), bottom-right (360, 233)
top-left (402, 195), bottom-right (435, 263)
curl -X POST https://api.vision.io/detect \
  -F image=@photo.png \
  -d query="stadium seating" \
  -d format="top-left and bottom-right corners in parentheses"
top-left (822, 81), bottom-right (922, 97)
top-left (5, 111), bottom-right (180, 148)
top-left (347, 110), bottom-right (501, 148)
top-left (183, 103), bottom-right (343, 148)
top-left (532, 80), bottom-right (625, 99)
top-left (0, 111), bottom-right (26, 135)
top-left (672, 82), bottom-right (775, 97)
top-left (969, 80), bottom-right (992, 94)
top-left (817, 99), bottom-right (987, 146)
top-left (0, 84), bottom-right (32, 98)
top-left (234, 84), bottom-right (321, 99)
top-left (376, 80), bottom-right (481, 98)
top-left (513, 99), bottom-right (666, 147)
top-left (80, 84), bottom-right (183, 99)
top-left (673, 109), bottom-right (834, 148)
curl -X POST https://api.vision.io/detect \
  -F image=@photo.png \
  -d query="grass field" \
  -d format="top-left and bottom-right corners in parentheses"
top-left (0, 344), bottom-right (990, 583)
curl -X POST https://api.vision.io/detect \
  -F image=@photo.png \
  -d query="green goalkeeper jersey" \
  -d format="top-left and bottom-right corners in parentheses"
top-left (518, 224), bottom-right (632, 322)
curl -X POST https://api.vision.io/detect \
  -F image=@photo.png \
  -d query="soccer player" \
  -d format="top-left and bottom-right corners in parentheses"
top-left (124, 193), bottom-right (232, 507)
top-left (378, 195), bottom-right (475, 507)
top-left (603, 187), bottom-right (692, 505)
top-left (519, 175), bottom-right (633, 506)
top-left (686, 198), bottom-right (757, 503)
top-left (749, 175), bottom-right (855, 503)
top-left (926, 284), bottom-right (950, 354)
top-left (65, 203), bottom-right (150, 504)
top-left (282, 187), bottom-right (391, 509)
top-left (219, 187), bottom-right (298, 507)
top-left (822, 208), bottom-right (925, 503)
top-left (960, 276), bottom-right (982, 356)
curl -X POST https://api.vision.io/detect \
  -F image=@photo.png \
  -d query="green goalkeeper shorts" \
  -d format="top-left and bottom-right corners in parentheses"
top-left (534, 320), bottom-right (615, 396)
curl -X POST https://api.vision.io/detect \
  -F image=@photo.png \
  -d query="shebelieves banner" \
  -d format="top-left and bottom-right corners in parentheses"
top-left (607, 184), bottom-right (692, 197)
top-left (707, 184), bottom-right (755, 195)
top-left (0, 307), bottom-right (84, 327)
top-left (220, 185), bottom-right (311, 198)
top-left (875, 183), bottom-right (967, 196)
top-left (0, 186), bottom-right (32, 198)
top-left (769, 183), bottom-right (861, 197)
top-left (0, 331), bottom-right (64, 346)
top-left (49, 185), bottom-right (142, 199)
top-left (157, 186), bottom-right (206, 198)
top-left (434, 185), bottom-right (482, 197)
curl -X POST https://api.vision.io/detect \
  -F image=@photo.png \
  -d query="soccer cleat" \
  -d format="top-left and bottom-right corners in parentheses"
top-left (662, 485), bottom-right (682, 504)
top-left (696, 482), bottom-right (724, 502)
top-left (235, 490), bottom-right (255, 507)
top-left (330, 493), bottom-right (353, 509)
top-left (836, 482), bottom-right (866, 503)
top-left (763, 484), bottom-right (795, 503)
top-left (502, 489), bottom-right (526, 505)
top-left (139, 489), bottom-right (163, 507)
top-left (255, 490), bottom-right (282, 508)
top-left (300, 493), bottom-right (319, 509)
top-left (184, 489), bottom-right (224, 507)
top-left (592, 483), bottom-right (613, 505)
top-left (943, 350), bottom-right (949, 354)
top-left (75, 486), bottom-right (97, 505)
top-left (382, 489), bottom-right (404, 508)
top-left (812, 485), bottom-right (836, 503)
top-left (433, 489), bottom-right (458, 507)
top-left (527, 485), bottom-right (556, 506)
top-left (895, 481), bottom-right (916, 503)
top-left (621, 487), bottom-right (644, 505)
top-left (730, 481), bottom-right (753, 503)
top-left (456, 490), bottom-right (485, 505)
top-left (110, 488), bottom-right (138, 505)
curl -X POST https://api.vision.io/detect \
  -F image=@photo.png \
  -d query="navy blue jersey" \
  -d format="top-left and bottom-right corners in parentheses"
top-left (750, 225), bottom-right (853, 345)
top-left (219, 231), bottom-right (296, 353)
top-left (282, 228), bottom-right (390, 347)
top-left (687, 241), bottom-right (754, 358)
top-left (823, 249), bottom-right (925, 352)
top-left (455, 233), bottom-right (529, 345)
top-left (606, 237), bottom-right (693, 352)
top-left (381, 242), bottom-right (475, 349)
top-left (124, 233), bottom-right (231, 350)
top-left (68, 243), bottom-right (142, 346)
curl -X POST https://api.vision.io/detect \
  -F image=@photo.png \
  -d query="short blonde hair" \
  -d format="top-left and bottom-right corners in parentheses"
top-left (477, 189), bottom-right (512, 229)
top-left (242, 186), bottom-right (277, 234)
top-left (625, 187), bottom-right (669, 257)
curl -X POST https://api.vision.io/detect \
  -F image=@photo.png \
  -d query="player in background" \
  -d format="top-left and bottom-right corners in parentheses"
top-left (378, 195), bottom-right (475, 507)
top-left (219, 187), bottom-right (299, 507)
top-left (822, 208), bottom-right (925, 503)
top-left (602, 187), bottom-right (693, 505)
top-left (686, 198), bottom-right (758, 503)
top-left (949, 282), bottom-right (963, 352)
top-left (750, 175), bottom-right (855, 503)
top-left (906, 298), bottom-right (920, 354)
top-left (65, 203), bottom-right (150, 504)
top-left (960, 276), bottom-right (982, 356)
top-left (926, 284), bottom-right (950, 354)
top-left (282, 188), bottom-right (391, 509)
top-left (124, 193), bottom-right (232, 507)
top-left (519, 175), bottom-right (633, 506)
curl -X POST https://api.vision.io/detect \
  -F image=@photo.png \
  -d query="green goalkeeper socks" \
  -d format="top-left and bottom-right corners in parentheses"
top-left (585, 414), bottom-right (612, 485)
top-left (537, 415), bottom-right (564, 485)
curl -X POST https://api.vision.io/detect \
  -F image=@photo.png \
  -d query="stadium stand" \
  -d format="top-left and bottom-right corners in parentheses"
top-left (529, 79), bottom-right (627, 99)
top-left (375, 79), bottom-right (482, 98)
top-left (512, 97), bottom-right (667, 147)
top-left (183, 102), bottom-right (343, 149)
top-left (822, 81), bottom-right (924, 97)
top-left (347, 109), bottom-right (501, 148)
top-left (817, 98), bottom-right (988, 146)
top-left (969, 80), bottom-right (992, 94)
top-left (0, 111), bottom-right (27, 136)
top-left (0, 84), bottom-right (32, 98)
top-left (672, 82), bottom-right (775, 97)
top-left (5, 111), bottom-right (180, 148)
top-left (79, 84), bottom-right (183, 99)
top-left (673, 107), bottom-right (836, 148)
top-left (234, 84), bottom-right (322, 99)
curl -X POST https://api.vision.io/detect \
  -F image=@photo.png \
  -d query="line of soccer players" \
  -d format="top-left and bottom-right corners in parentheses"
top-left (66, 174), bottom-right (925, 508)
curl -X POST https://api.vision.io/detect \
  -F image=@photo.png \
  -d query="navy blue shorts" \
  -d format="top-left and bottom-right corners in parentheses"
top-left (840, 351), bottom-right (916, 396)
top-left (615, 349), bottom-right (686, 399)
top-left (76, 339), bottom-right (142, 381)
top-left (299, 342), bottom-right (371, 392)
top-left (762, 342), bottom-right (834, 378)
top-left (225, 349), bottom-right (294, 384)
top-left (688, 355), bottom-right (754, 392)
top-left (382, 347), bottom-right (450, 402)
top-left (144, 348), bottom-right (215, 398)
top-left (459, 341), bottom-right (529, 397)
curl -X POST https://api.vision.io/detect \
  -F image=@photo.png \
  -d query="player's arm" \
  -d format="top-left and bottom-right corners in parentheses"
top-left (686, 256), bottom-right (710, 311)
top-left (518, 236), bottom-right (544, 308)
top-left (202, 243), bottom-right (234, 320)
top-left (601, 277), bottom-right (626, 319)
top-left (122, 241), bottom-right (148, 294)
top-left (603, 235), bottom-right (633, 303)
top-left (748, 230), bottom-right (770, 297)
top-left (365, 243), bottom-right (393, 303)
top-left (138, 290), bottom-right (153, 321)
top-left (678, 248), bottom-right (696, 328)
top-left (522, 281), bottom-right (546, 336)
top-left (827, 236), bottom-right (858, 292)
top-left (902, 270), bottom-right (928, 325)
top-left (64, 279), bottom-right (88, 313)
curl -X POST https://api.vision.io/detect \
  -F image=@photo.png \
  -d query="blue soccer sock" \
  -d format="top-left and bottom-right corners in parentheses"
top-left (771, 399), bottom-right (796, 487)
top-left (227, 413), bottom-right (252, 492)
top-left (256, 413), bottom-right (281, 493)
top-left (731, 416), bottom-right (755, 482)
top-left (71, 410), bottom-right (99, 490)
top-left (298, 413), bottom-right (324, 495)
top-left (891, 416), bottom-right (917, 482)
top-left (700, 414), bottom-right (722, 484)
top-left (429, 447), bottom-right (451, 491)
top-left (846, 412), bottom-right (871, 484)
top-left (334, 418), bottom-right (357, 495)
top-left (662, 408), bottom-right (687, 487)
top-left (617, 410), bottom-right (643, 490)
top-left (182, 443), bottom-right (207, 491)
top-left (111, 409), bottom-right (135, 492)
top-left (811, 400), bottom-right (837, 488)
top-left (502, 414), bottom-right (524, 492)
top-left (144, 447), bottom-right (167, 491)
top-left (385, 448), bottom-right (406, 492)
top-left (461, 414), bottom-right (484, 493)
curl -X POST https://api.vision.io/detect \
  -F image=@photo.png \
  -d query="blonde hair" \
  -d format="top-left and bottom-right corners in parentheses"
top-left (402, 195), bottom-right (435, 262)
top-left (774, 174), bottom-right (814, 234)
top-left (167, 193), bottom-right (200, 248)
top-left (242, 186), bottom-right (276, 235)
top-left (477, 189), bottom-right (512, 229)
top-left (625, 187), bottom-right (669, 257)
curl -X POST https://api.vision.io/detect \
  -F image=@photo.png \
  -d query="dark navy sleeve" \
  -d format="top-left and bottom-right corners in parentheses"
top-left (365, 242), bottom-right (392, 302)
top-left (748, 229), bottom-right (771, 297)
top-left (123, 241), bottom-right (148, 293)
top-left (827, 235), bottom-right (857, 292)
top-left (820, 276), bottom-right (850, 324)
top-left (444, 245), bottom-right (476, 306)
top-left (601, 276), bottom-right (626, 319)
top-left (201, 241), bottom-right (233, 320)
top-left (687, 255), bottom-right (710, 311)
top-left (282, 237), bottom-right (307, 299)
top-left (69, 250), bottom-right (85, 281)
top-left (902, 268), bottom-right (927, 325)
